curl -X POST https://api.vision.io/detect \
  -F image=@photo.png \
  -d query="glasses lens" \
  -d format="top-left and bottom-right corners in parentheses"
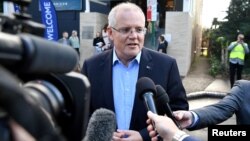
top-left (120, 27), bottom-right (131, 34)
top-left (135, 27), bottom-right (146, 34)
top-left (113, 27), bottom-right (146, 35)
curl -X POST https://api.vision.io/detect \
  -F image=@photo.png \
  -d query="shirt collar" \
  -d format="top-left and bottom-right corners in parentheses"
top-left (112, 48), bottom-right (141, 65)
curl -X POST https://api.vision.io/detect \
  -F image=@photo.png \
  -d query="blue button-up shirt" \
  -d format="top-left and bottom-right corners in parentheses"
top-left (112, 50), bottom-right (141, 130)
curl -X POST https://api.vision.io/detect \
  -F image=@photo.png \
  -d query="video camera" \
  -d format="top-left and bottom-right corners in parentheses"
top-left (0, 0), bottom-right (90, 141)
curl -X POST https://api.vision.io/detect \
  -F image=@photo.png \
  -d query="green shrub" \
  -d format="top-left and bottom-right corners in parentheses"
top-left (209, 55), bottom-right (222, 77)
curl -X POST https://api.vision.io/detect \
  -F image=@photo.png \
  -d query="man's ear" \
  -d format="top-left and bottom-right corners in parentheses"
top-left (107, 27), bottom-right (114, 41)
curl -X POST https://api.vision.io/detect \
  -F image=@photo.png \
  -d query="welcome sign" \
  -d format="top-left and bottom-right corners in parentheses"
top-left (40, 0), bottom-right (58, 41)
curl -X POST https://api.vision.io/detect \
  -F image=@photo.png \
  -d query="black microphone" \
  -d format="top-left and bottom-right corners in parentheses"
top-left (0, 32), bottom-right (79, 74)
top-left (82, 108), bottom-right (116, 141)
top-left (137, 77), bottom-right (164, 141)
top-left (137, 77), bottom-right (158, 114)
top-left (155, 85), bottom-right (181, 129)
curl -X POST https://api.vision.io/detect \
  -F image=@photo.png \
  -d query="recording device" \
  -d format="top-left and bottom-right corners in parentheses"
top-left (0, 0), bottom-right (91, 141)
top-left (0, 0), bottom-right (45, 36)
top-left (155, 85), bottom-right (181, 129)
top-left (82, 108), bottom-right (116, 141)
top-left (137, 77), bottom-right (158, 114)
top-left (0, 32), bottom-right (79, 74)
top-left (137, 77), bottom-right (163, 141)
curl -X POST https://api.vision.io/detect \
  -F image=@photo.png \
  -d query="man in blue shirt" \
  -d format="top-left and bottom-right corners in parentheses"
top-left (81, 2), bottom-right (188, 141)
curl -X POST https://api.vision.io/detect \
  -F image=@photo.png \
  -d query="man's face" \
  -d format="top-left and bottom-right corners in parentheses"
top-left (238, 34), bottom-right (244, 42)
top-left (108, 9), bottom-right (145, 62)
top-left (63, 33), bottom-right (68, 38)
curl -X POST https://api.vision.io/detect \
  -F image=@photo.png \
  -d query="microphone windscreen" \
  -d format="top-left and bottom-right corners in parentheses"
top-left (83, 108), bottom-right (116, 141)
top-left (136, 77), bottom-right (156, 99)
top-left (155, 85), bottom-right (169, 103)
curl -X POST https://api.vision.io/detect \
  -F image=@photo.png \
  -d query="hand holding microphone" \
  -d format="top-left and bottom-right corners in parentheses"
top-left (147, 111), bottom-right (181, 141)
top-left (136, 77), bottom-right (163, 141)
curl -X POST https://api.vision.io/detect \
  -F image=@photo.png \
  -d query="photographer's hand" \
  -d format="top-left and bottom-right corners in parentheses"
top-left (9, 119), bottom-right (36, 141)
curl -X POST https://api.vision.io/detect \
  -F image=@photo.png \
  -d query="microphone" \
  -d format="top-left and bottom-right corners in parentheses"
top-left (137, 77), bottom-right (164, 141)
top-left (83, 108), bottom-right (116, 141)
top-left (0, 32), bottom-right (79, 74)
top-left (155, 85), bottom-right (181, 129)
top-left (137, 77), bottom-right (158, 114)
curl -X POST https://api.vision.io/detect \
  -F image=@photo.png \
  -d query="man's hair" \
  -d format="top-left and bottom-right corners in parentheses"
top-left (108, 2), bottom-right (145, 27)
top-left (159, 35), bottom-right (165, 41)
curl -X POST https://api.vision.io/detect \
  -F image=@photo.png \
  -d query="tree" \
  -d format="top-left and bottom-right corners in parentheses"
top-left (207, 0), bottom-right (250, 77)
top-left (221, 0), bottom-right (250, 42)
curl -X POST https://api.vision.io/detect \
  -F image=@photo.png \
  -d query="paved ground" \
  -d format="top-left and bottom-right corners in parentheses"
top-left (182, 56), bottom-right (215, 94)
top-left (182, 56), bottom-right (231, 94)
top-left (181, 55), bottom-right (234, 141)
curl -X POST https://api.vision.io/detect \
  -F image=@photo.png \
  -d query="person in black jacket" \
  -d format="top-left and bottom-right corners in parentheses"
top-left (82, 2), bottom-right (188, 141)
top-left (93, 31), bottom-right (105, 54)
top-left (157, 35), bottom-right (168, 54)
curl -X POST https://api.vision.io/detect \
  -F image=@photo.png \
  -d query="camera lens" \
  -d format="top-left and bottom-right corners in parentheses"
top-left (23, 80), bottom-right (64, 120)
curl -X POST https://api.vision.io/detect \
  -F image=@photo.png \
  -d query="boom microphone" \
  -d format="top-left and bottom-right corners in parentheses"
top-left (155, 85), bottom-right (181, 128)
top-left (137, 77), bottom-right (158, 114)
top-left (83, 108), bottom-right (116, 141)
top-left (0, 32), bottom-right (79, 74)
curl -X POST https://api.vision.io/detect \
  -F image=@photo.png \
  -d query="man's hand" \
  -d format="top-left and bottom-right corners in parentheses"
top-left (112, 130), bottom-right (143, 141)
top-left (10, 119), bottom-right (36, 141)
top-left (173, 110), bottom-right (194, 129)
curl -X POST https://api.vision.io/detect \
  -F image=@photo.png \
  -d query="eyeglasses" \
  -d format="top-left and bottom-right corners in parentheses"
top-left (111, 27), bottom-right (147, 35)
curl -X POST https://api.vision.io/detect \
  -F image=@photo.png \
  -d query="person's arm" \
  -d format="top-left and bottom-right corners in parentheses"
top-left (165, 40), bottom-right (168, 47)
top-left (101, 38), bottom-right (106, 46)
top-left (183, 80), bottom-right (247, 130)
top-left (227, 42), bottom-right (237, 51)
top-left (10, 119), bottom-right (36, 141)
top-left (93, 38), bottom-right (96, 46)
top-left (243, 43), bottom-right (249, 53)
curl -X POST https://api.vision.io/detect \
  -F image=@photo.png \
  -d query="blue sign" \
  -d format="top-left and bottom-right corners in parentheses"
top-left (40, 0), bottom-right (58, 41)
top-left (51, 0), bottom-right (82, 11)
top-left (14, 4), bottom-right (20, 13)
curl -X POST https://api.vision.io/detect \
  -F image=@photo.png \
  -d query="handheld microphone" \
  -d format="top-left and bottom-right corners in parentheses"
top-left (0, 32), bottom-right (79, 74)
top-left (155, 85), bottom-right (181, 129)
top-left (137, 77), bottom-right (158, 114)
top-left (137, 77), bottom-right (164, 141)
top-left (82, 108), bottom-right (116, 141)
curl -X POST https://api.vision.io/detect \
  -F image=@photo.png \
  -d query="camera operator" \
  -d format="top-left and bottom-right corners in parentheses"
top-left (227, 33), bottom-right (249, 88)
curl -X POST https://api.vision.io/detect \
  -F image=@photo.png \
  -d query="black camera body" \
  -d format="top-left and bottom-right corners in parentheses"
top-left (20, 72), bottom-right (91, 141)
top-left (0, 1), bottom-right (91, 141)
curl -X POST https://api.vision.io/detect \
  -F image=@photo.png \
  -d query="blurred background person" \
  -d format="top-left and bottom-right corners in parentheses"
top-left (157, 35), bottom-right (168, 54)
top-left (58, 31), bottom-right (70, 46)
top-left (93, 31), bottom-right (105, 55)
top-left (69, 30), bottom-right (80, 55)
top-left (227, 33), bottom-right (249, 87)
top-left (102, 23), bottom-right (111, 51)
